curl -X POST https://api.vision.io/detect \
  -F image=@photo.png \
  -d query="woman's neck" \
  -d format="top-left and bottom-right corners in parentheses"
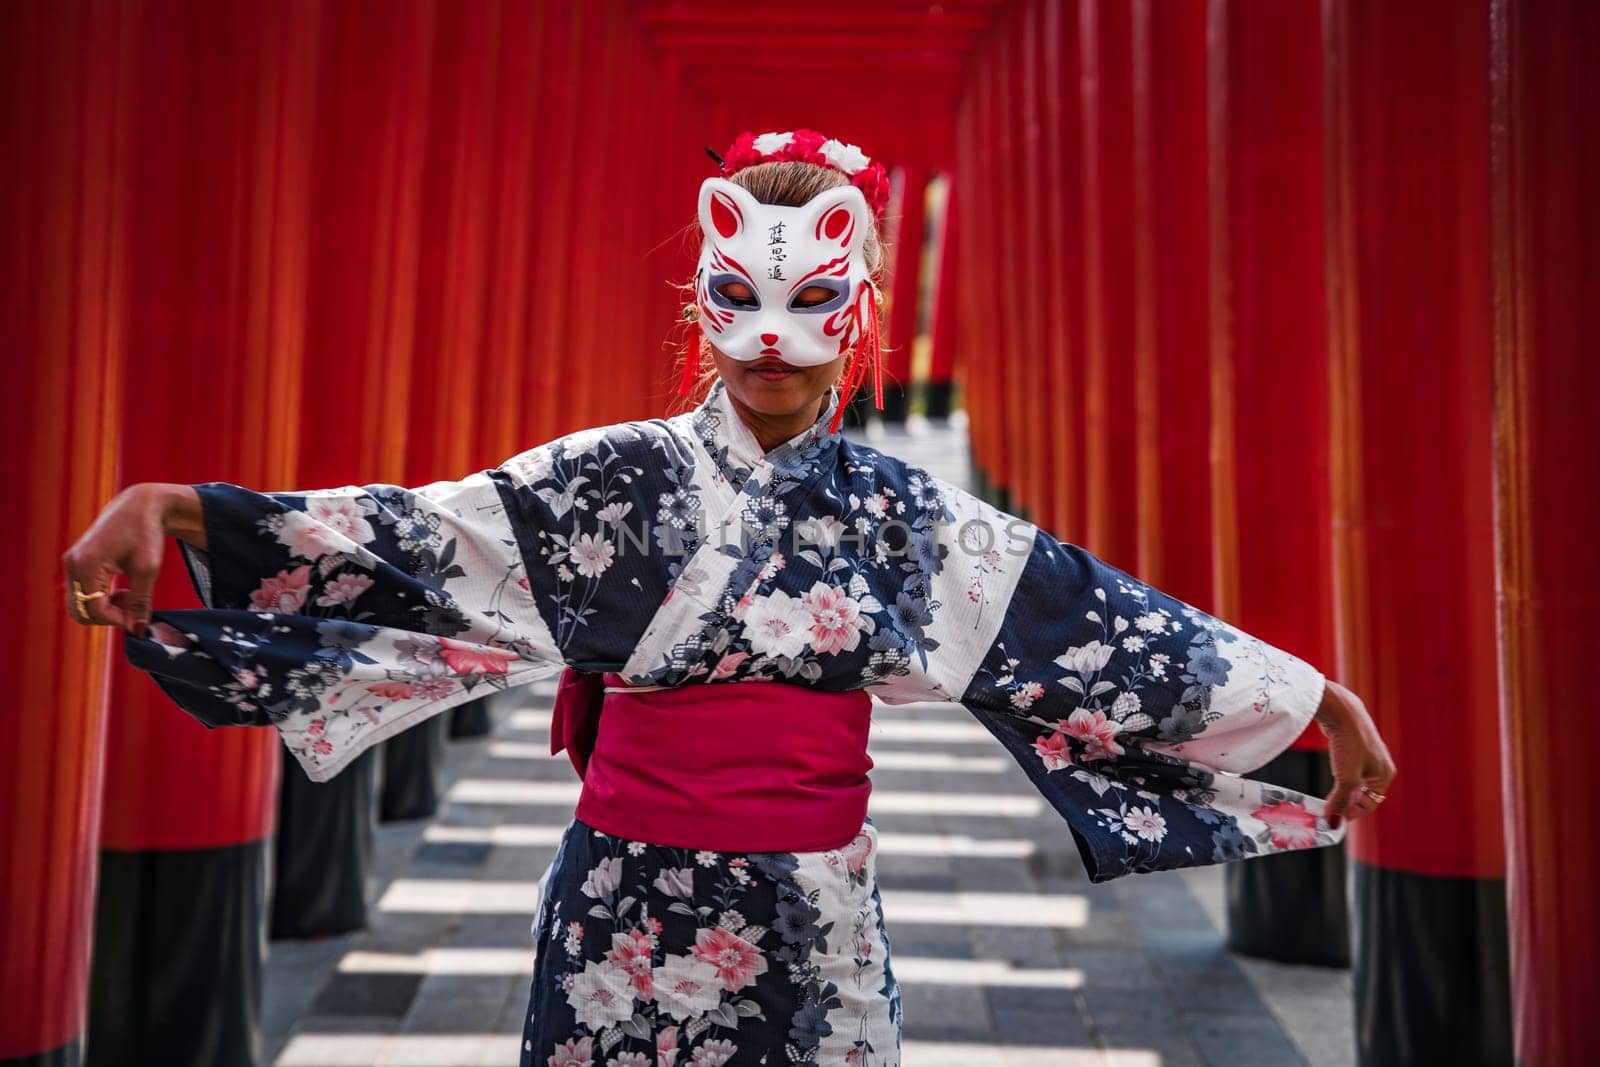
top-left (726, 392), bottom-right (828, 454)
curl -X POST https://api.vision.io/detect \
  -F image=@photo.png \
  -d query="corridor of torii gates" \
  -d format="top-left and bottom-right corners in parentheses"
top-left (2, 1), bottom-right (1594, 1065)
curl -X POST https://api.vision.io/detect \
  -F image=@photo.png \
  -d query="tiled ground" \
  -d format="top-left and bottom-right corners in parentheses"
top-left (263, 414), bottom-right (1354, 1066)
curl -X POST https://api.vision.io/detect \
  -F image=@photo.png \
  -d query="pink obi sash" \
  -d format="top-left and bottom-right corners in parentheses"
top-left (550, 668), bottom-right (873, 853)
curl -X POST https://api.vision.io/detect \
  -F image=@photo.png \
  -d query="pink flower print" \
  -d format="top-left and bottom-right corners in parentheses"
top-left (273, 511), bottom-right (347, 560)
top-left (692, 925), bottom-right (768, 991)
top-left (610, 1054), bottom-right (650, 1067)
top-left (688, 1041), bottom-right (738, 1067)
top-left (651, 952), bottom-right (722, 1020)
top-left (655, 1026), bottom-right (680, 1067)
top-left (547, 1035), bottom-right (594, 1067)
top-left (305, 496), bottom-right (377, 545)
top-left (437, 637), bottom-right (514, 675)
top-left (1034, 731), bottom-right (1072, 771)
top-left (569, 532), bottom-right (616, 579)
top-left (517, 575), bottom-right (531, 592)
top-left (238, 669), bottom-right (260, 690)
top-left (307, 718), bottom-right (325, 736)
top-left (839, 832), bottom-right (874, 875)
top-left (606, 929), bottom-right (655, 998)
top-left (1060, 708), bottom-right (1126, 760)
top-left (315, 571), bottom-right (374, 607)
top-left (366, 681), bottom-right (416, 700)
top-left (1124, 805), bottom-right (1168, 842)
top-left (742, 589), bottom-right (812, 659)
top-left (801, 582), bottom-right (866, 655)
top-left (710, 651), bottom-right (749, 680)
top-left (413, 678), bottom-right (455, 700)
top-left (1009, 681), bottom-right (1045, 710)
top-left (1252, 799), bottom-right (1320, 849)
top-left (565, 959), bottom-right (634, 1031)
top-left (249, 565), bottom-right (312, 612)
top-left (149, 621), bottom-right (194, 649)
top-left (312, 738), bottom-right (333, 756)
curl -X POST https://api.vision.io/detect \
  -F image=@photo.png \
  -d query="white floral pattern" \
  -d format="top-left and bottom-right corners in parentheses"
top-left (124, 375), bottom-right (1347, 1062)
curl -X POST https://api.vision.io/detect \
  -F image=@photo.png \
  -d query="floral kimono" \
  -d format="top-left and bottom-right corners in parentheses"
top-left (127, 377), bottom-right (1345, 1066)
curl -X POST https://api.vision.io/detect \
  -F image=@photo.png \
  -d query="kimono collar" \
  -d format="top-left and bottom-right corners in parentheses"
top-left (692, 377), bottom-right (843, 486)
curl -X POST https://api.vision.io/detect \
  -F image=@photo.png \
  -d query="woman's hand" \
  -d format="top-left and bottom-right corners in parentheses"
top-left (1314, 679), bottom-right (1398, 828)
top-left (60, 483), bottom-right (204, 638)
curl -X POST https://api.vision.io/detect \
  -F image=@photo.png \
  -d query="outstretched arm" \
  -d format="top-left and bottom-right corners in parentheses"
top-left (62, 449), bottom-right (578, 782)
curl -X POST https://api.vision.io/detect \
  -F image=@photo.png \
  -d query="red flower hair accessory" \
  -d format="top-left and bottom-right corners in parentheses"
top-left (713, 129), bottom-right (891, 219)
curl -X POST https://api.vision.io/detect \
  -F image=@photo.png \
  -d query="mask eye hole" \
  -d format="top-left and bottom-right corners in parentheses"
top-left (715, 281), bottom-right (758, 307)
top-left (790, 285), bottom-right (838, 309)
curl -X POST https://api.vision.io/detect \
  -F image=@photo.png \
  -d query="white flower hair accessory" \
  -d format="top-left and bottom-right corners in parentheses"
top-left (706, 127), bottom-right (892, 219)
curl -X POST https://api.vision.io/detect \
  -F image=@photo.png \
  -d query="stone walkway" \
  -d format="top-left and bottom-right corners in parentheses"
top-left (263, 415), bottom-right (1354, 1066)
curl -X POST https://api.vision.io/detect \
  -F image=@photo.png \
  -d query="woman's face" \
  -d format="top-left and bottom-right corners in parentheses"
top-left (708, 280), bottom-right (845, 421)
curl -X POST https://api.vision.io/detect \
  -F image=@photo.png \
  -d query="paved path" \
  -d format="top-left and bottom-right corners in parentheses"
top-left (263, 414), bottom-right (1354, 1066)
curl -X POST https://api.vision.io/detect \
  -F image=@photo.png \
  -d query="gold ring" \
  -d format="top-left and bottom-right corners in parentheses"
top-left (72, 580), bottom-right (108, 605)
top-left (1360, 785), bottom-right (1387, 803)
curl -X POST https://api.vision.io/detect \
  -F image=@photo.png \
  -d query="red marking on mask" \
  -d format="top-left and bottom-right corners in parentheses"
top-left (710, 191), bottom-right (742, 238)
top-left (817, 205), bottom-right (854, 245)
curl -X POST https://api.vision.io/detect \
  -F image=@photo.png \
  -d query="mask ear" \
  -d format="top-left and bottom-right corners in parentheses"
top-left (698, 177), bottom-right (763, 243)
top-left (800, 184), bottom-right (871, 256)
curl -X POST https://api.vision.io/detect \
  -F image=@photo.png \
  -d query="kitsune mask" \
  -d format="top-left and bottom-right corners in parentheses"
top-left (694, 176), bottom-right (873, 367)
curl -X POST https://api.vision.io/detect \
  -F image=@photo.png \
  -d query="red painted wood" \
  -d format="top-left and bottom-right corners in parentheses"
top-left (1079, 0), bottom-right (1141, 571)
top-left (101, 0), bottom-right (306, 853)
top-left (885, 164), bottom-right (927, 399)
top-left (1325, 0), bottom-right (1501, 878)
top-left (476, 0), bottom-right (547, 463)
top-left (1045, 0), bottom-right (1088, 542)
top-left (0, 2), bottom-right (128, 1052)
top-left (528, 2), bottom-right (586, 442)
top-left (1206, 0), bottom-right (1333, 751)
top-left (1130, 0), bottom-right (1214, 611)
top-left (407, 0), bottom-right (501, 485)
top-left (926, 177), bottom-right (960, 393)
top-left (1015, 1), bottom-right (1049, 518)
top-left (1490, 0), bottom-right (1600, 1056)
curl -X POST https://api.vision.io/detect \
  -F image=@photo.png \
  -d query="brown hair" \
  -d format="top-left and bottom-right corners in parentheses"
top-left (669, 162), bottom-right (891, 407)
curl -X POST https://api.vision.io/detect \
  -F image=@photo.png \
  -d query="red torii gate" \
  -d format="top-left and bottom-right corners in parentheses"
top-left (3, 2), bottom-right (1595, 1064)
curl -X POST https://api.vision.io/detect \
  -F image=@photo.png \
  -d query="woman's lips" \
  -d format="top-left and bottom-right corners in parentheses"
top-left (749, 356), bottom-right (797, 380)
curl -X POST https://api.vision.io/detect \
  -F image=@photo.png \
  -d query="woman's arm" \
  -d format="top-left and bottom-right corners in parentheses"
top-left (61, 481), bottom-right (204, 638)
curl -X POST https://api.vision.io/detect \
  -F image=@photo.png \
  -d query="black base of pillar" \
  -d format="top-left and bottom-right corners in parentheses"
top-left (88, 839), bottom-right (267, 1067)
top-left (1352, 860), bottom-right (1511, 1067)
top-left (877, 382), bottom-right (911, 424)
top-left (379, 712), bottom-right (449, 822)
top-left (1225, 748), bottom-right (1351, 966)
top-left (1, 1037), bottom-right (82, 1067)
top-left (271, 746), bottom-right (376, 940)
top-left (448, 695), bottom-right (494, 739)
top-left (923, 379), bottom-right (954, 420)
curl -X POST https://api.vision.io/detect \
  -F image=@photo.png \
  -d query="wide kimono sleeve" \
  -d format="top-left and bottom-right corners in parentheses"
top-left (928, 484), bottom-right (1347, 883)
top-left (122, 442), bottom-right (577, 783)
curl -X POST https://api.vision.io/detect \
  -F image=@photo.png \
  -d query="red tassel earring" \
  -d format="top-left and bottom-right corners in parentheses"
top-left (678, 304), bottom-right (702, 399)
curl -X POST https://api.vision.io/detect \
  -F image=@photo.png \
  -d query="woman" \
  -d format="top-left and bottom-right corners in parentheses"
top-left (63, 129), bottom-right (1395, 1066)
